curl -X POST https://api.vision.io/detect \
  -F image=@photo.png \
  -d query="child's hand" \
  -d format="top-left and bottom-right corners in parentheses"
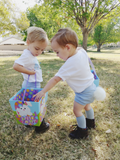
top-left (33, 90), bottom-right (45, 101)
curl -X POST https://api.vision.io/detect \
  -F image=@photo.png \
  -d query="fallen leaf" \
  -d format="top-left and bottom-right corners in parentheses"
top-left (92, 148), bottom-right (97, 152)
top-left (47, 120), bottom-right (50, 124)
top-left (106, 129), bottom-right (111, 133)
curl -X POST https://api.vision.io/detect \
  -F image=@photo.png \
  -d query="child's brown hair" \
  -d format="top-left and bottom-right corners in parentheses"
top-left (27, 27), bottom-right (48, 43)
top-left (51, 28), bottom-right (78, 48)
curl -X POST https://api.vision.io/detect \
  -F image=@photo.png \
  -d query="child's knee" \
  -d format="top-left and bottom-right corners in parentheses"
top-left (84, 104), bottom-right (92, 111)
top-left (73, 107), bottom-right (83, 117)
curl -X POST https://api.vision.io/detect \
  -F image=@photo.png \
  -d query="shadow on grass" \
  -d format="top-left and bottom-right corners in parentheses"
top-left (87, 48), bottom-right (120, 54)
top-left (0, 57), bottom-right (120, 159)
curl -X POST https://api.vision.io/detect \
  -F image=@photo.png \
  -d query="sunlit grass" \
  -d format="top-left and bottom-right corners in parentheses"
top-left (0, 50), bottom-right (120, 160)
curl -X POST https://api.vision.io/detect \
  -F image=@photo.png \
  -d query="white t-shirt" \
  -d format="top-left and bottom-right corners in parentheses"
top-left (15, 49), bottom-right (43, 82)
top-left (55, 48), bottom-right (94, 93)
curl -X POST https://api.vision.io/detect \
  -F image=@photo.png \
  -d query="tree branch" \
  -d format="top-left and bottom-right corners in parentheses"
top-left (73, 8), bottom-right (84, 27)
top-left (88, 1), bottom-right (120, 33)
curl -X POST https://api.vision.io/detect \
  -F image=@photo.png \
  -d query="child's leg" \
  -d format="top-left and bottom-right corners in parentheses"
top-left (84, 104), bottom-right (95, 129)
top-left (69, 101), bottom-right (88, 139)
top-left (84, 104), bottom-right (94, 119)
top-left (73, 101), bottom-right (86, 128)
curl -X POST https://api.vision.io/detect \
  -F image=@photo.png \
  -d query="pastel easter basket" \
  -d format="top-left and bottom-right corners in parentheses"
top-left (9, 74), bottom-right (48, 126)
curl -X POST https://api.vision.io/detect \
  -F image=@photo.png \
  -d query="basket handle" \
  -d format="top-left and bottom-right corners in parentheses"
top-left (88, 57), bottom-right (97, 75)
top-left (22, 73), bottom-right (36, 103)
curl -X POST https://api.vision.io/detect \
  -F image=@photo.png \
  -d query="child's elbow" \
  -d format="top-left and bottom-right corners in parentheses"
top-left (54, 76), bottom-right (61, 83)
top-left (13, 63), bottom-right (17, 70)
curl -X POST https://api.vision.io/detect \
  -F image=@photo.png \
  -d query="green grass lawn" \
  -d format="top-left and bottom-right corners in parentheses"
top-left (0, 50), bottom-right (120, 160)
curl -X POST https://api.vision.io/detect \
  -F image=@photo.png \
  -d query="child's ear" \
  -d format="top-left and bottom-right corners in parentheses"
top-left (65, 44), bottom-right (71, 50)
top-left (26, 39), bottom-right (30, 45)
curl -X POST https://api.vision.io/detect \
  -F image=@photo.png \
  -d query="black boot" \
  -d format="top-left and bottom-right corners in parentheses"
top-left (35, 119), bottom-right (50, 133)
top-left (69, 125), bottom-right (88, 139)
top-left (86, 118), bottom-right (95, 129)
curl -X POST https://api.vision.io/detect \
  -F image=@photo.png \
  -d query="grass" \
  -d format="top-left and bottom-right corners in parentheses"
top-left (0, 50), bottom-right (120, 160)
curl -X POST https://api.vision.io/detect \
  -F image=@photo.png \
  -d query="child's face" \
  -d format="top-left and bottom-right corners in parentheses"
top-left (51, 40), bottom-right (70, 61)
top-left (27, 40), bottom-right (47, 57)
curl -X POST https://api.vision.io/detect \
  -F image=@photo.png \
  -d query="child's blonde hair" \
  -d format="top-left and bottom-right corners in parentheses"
top-left (27, 27), bottom-right (48, 43)
top-left (51, 28), bottom-right (78, 48)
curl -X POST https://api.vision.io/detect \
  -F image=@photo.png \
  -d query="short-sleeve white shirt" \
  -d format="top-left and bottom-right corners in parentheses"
top-left (15, 49), bottom-right (43, 82)
top-left (55, 48), bottom-right (94, 93)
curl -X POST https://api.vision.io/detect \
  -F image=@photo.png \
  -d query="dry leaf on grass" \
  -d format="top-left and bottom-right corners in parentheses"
top-left (106, 129), bottom-right (112, 133)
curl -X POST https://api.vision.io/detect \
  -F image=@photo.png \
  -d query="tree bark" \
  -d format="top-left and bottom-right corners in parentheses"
top-left (82, 28), bottom-right (88, 51)
top-left (97, 43), bottom-right (101, 52)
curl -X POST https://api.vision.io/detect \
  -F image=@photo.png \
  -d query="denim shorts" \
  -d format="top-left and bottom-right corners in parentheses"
top-left (74, 83), bottom-right (96, 106)
top-left (22, 79), bottom-right (41, 89)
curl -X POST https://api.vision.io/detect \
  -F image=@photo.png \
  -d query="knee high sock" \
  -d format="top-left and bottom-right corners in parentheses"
top-left (85, 108), bottom-right (94, 119)
top-left (76, 115), bottom-right (86, 129)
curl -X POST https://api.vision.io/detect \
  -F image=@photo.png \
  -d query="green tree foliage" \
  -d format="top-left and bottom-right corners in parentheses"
top-left (41, 0), bottom-right (120, 50)
top-left (0, 0), bottom-right (30, 37)
top-left (24, 4), bottom-right (82, 42)
top-left (93, 18), bottom-right (120, 52)
top-left (15, 12), bottom-right (30, 32)
top-left (25, 4), bottom-right (63, 40)
top-left (15, 12), bottom-right (29, 41)
top-left (0, 0), bottom-right (16, 36)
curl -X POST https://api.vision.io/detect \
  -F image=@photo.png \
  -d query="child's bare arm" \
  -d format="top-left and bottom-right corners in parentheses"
top-left (33, 76), bottom-right (62, 101)
top-left (13, 63), bottom-right (36, 75)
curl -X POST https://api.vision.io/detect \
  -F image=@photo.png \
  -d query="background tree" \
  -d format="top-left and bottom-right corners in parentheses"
top-left (0, 0), bottom-right (30, 38)
top-left (93, 17), bottom-right (120, 52)
top-left (15, 12), bottom-right (30, 32)
top-left (22, 4), bottom-right (83, 42)
top-left (26, 4), bottom-right (62, 39)
top-left (15, 12), bottom-right (30, 41)
top-left (41, 0), bottom-right (120, 50)
top-left (0, 0), bottom-right (16, 36)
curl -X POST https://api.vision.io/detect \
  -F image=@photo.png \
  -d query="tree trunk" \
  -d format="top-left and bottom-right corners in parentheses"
top-left (82, 28), bottom-right (88, 51)
top-left (97, 43), bottom-right (101, 52)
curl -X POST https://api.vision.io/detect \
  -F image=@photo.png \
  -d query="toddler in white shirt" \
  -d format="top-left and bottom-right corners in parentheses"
top-left (13, 27), bottom-right (50, 133)
top-left (34, 28), bottom-right (106, 139)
